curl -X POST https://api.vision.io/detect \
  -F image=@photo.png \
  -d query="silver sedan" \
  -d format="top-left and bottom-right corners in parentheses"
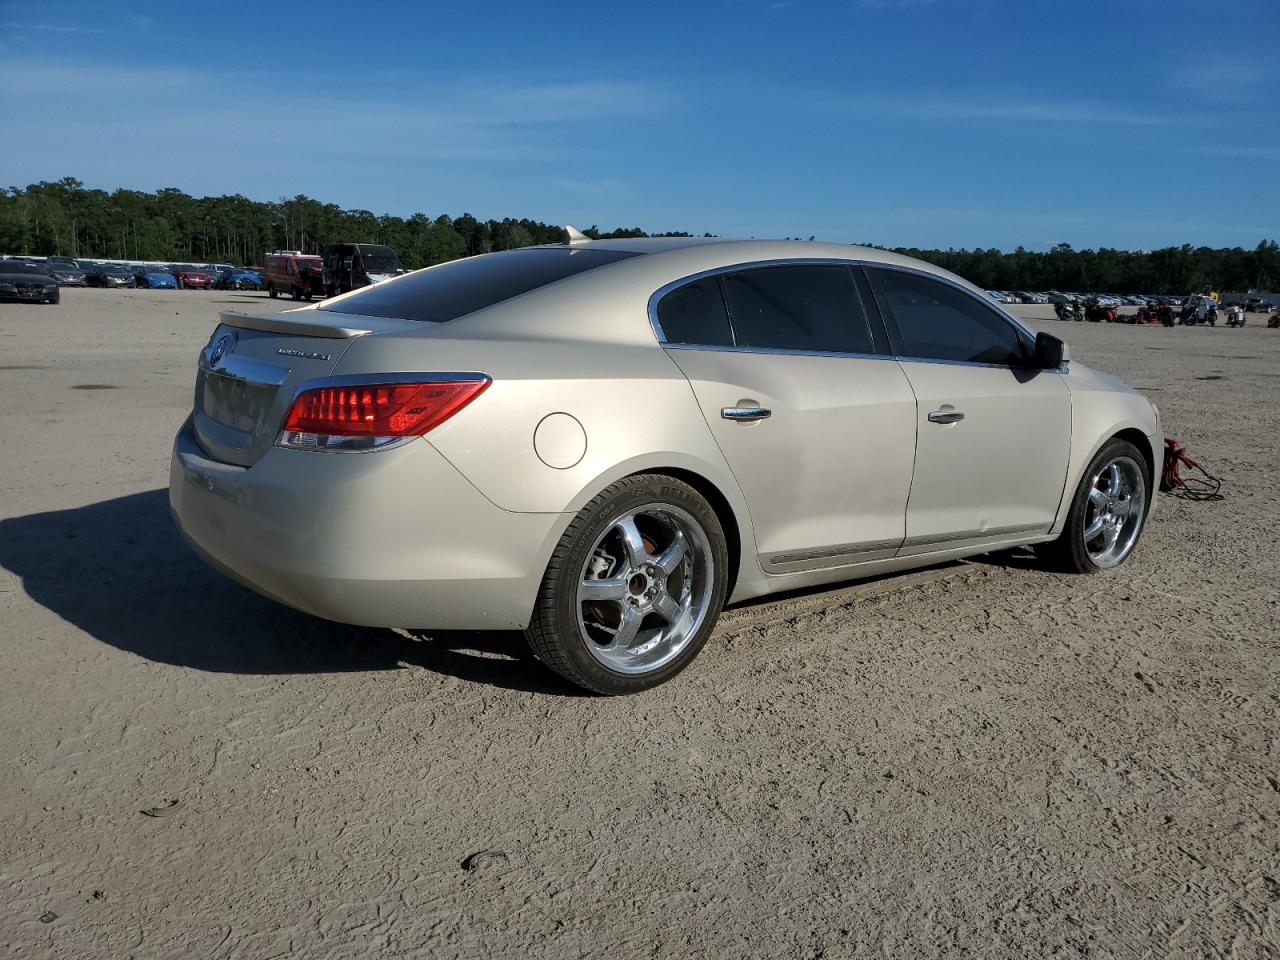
top-left (170, 236), bottom-right (1160, 694)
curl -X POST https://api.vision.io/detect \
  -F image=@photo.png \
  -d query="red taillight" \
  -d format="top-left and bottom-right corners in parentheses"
top-left (283, 379), bottom-right (489, 437)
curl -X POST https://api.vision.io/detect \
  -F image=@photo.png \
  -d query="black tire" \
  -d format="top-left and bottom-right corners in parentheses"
top-left (1039, 438), bottom-right (1150, 574)
top-left (268, 286), bottom-right (278, 298)
top-left (525, 474), bottom-right (729, 695)
top-left (303, 288), bottom-right (313, 301)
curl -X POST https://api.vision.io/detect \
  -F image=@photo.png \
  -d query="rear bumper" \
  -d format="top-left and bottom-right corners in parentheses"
top-left (169, 418), bottom-right (568, 630)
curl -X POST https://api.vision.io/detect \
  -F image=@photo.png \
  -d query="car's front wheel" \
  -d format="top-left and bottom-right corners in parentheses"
top-left (1041, 438), bottom-right (1149, 573)
top-left (525, 474), bottom-right (729, 695)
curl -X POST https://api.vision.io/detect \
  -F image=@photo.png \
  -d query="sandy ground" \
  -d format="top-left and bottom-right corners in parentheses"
top-left (1, 287), bottom-right (1277, 959)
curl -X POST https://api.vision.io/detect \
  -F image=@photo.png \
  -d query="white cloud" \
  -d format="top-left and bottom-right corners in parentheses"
top-left (783, 89), bottom-right (1207, 128)
top-left (1172, 59), bottom-right (1278, 103)
top-left (0, 21), bottom-right (107, 35)
top-left (1179, 145), bottom-right (1280, 162)
top-left (0, 56), bottom-right (673, 203)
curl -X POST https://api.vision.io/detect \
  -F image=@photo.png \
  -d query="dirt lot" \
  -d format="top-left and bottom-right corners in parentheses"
top-left (1, 287), bottom-right (1277, 959)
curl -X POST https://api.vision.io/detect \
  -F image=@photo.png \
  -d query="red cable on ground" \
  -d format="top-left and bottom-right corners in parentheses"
top-left (1161, 437), bottom-right (1224, 501)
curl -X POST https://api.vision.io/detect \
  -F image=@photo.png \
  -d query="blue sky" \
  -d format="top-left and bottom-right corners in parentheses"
top-left (1, 0), bottom-right (1276, 250)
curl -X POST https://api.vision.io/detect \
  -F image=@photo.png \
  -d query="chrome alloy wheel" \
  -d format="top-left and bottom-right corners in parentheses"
top-left (1083, 456), bottom-right (1146, 568)
top-left (577, 505), bottom-right (715, 674)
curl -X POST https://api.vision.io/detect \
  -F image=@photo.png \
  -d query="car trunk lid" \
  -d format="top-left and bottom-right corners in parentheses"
top-left (192, 308), bottom-right (420, 467)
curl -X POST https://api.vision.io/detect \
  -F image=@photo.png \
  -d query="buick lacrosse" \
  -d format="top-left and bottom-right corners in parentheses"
top-left (170, 236), bottom-right (1160, 694)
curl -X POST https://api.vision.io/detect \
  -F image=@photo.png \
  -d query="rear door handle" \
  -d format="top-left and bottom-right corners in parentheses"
top-left (928, 410), bottom-right (965, 424)
top-left (722, 406), bottom-right (771, 421)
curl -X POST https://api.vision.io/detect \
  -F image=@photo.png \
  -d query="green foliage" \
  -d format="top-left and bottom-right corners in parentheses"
top-left (891, 239), bottom-right (1280, 294)
top-left (1, 178), bottom-right (1275, 293)
top-left (0, 179), bottom-right (666, 269)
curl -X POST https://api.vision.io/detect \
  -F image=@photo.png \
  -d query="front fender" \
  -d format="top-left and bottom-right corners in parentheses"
top-left (1050, 415), bottom-right (1161, 536)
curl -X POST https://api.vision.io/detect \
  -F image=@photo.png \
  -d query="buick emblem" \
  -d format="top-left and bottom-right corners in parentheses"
top-left (209, 333), bottom-right (235, 367)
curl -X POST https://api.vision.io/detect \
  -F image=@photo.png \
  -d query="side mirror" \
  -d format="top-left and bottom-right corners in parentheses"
top-left (1031, 331), bottom-right (1068, 369)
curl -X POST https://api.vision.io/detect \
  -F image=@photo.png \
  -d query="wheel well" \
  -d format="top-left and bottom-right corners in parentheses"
top-left (1113, 427), bottom-right (1157, 489)
top-left (632, 467), bottom-right (742, 597)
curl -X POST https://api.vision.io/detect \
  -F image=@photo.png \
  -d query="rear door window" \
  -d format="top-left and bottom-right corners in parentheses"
top-left (722, 265), bottom-right (877, 354)
top-left (655, 276), bottom-right (733, 346)
top-left (867, 268), bottom-right (1030, 366)
top-left (321, 247), bottom-right (639, 322)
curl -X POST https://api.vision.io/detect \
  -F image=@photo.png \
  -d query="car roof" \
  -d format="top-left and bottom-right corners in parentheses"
top-left (425, 237), bottom-right (1010, 346)
top-left (527, 236), bottom-right (964, 279)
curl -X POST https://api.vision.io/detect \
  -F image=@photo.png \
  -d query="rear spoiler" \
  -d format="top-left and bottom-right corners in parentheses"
top-left (218, 309), bottom-right (416, 339)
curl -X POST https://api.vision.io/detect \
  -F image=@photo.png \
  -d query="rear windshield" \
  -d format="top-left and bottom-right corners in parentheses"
top-left (320, 247), bottom-right (639, 322)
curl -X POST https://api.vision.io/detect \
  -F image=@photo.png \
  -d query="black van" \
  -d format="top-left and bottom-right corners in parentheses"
top-left (321, 243), bottom-right (406, 296)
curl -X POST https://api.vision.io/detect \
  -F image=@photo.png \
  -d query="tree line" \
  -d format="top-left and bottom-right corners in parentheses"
top-left (2, 178), bottom-right (1276, 294)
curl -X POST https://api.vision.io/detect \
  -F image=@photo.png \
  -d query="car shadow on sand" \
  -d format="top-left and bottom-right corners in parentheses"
top-left (0, 489), bottom-right (583, 696)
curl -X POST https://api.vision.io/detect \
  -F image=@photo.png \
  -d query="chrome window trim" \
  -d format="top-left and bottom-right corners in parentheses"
top-left (661, 342), bottom-right (891, 363)
top-left (661, 341), bottom-right (1054, 371)
top-left (647, 257), bottom-right (1047, 371)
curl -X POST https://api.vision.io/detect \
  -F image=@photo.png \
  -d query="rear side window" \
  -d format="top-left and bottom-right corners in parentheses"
top-left (656, 276), bottom-right (733, 346)
top-left (321, 247), bottom-right (639, 322)
top-left (723, 265), bottom-right (876, 354)
top-left (867, 268), bottom-right (1029, 366)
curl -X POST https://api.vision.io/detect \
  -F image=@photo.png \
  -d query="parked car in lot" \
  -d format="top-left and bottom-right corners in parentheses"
top-left (171, 236), bottom-right (1162, 695)
top-left (45, 256), bottom-right (87, 286)
top-left (1246, 298), bottom-right (1275, 313)
top-left (0, 260), bottom-right (60, 303)
top-left (263, 251), bottom-right (325, 300)
top-left (175, 267), bottom-right (213, 289)
top-left (321, 242), bottom-right (406, 296)
top-left (133, 266), bottom-right (179, 289)
top-left (214, 268), bottom-right (264, 290)
top-left (85, 265), bottom-right (135, 288)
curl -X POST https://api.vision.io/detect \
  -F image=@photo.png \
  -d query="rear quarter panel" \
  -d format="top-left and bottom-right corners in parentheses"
top-left (330, 329), bottom-right (766, 597)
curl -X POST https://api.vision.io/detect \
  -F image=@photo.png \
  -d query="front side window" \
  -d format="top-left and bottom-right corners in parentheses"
top-left (867, 268), bottom-right (1029, 366)
top-left (722, 265), bottom-right (875, 354)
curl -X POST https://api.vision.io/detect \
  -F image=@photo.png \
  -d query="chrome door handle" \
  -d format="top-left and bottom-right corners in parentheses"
top-left (928, 410), bottom-right (965, 424)
top-left (722, 406), bottom-right (771, 421)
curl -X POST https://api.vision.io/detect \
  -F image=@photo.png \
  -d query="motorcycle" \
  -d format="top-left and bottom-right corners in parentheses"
top-left (1083, 298), bottom-right (1117, 323)
top-left (1053, 301), bottom-right (1084, 322)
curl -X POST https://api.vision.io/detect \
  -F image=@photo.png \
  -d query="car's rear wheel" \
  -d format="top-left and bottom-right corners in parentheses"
top-left (1041, 439), bottom-right (1149, 573)
top-left (268, 286), bottom-right (278, 298)
top-left (525, 475), bottom-right (729, 695)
